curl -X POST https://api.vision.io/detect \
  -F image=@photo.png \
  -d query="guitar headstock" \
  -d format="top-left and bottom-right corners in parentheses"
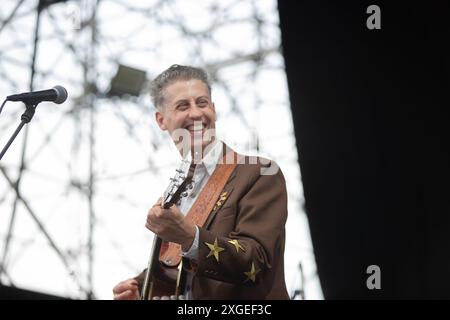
top-left (162, 160), bottom-right (195, 209)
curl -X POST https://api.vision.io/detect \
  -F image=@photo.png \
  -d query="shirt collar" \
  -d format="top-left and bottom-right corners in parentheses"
top-left (182, 140), bottom-right (224, 176)
top-left (201, 140), bottom-right (223, 176)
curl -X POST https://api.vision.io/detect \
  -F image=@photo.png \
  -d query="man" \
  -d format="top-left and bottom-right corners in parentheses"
top-left (112, 64), bottom-right (289, 299)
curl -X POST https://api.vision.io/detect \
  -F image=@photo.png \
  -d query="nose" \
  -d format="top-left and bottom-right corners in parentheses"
top-left (188, 104), bottom-right (203, 119)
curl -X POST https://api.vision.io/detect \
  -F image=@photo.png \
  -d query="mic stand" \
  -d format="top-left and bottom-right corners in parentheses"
top-left (0, 103), bottom-right (37, 161)
top-left (291, 262), bottom-right (305, 300)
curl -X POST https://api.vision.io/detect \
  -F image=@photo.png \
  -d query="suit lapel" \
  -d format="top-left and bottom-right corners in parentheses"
top-left (203, 143), bottom-right (240, 229)
top-left (203, 163), bottom-right (239, 229)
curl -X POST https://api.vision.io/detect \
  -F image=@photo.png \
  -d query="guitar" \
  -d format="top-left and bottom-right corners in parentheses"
top-left (141, 159), bottom-right (196, 300)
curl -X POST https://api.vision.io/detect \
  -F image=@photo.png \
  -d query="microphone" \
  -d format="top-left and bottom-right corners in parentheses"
top-left (6, 85), bottom-right (68, 105)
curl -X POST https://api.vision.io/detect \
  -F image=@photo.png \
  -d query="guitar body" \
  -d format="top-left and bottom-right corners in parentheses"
top-left (146, 241), bottom-right (186, 299)
top-left (148, 270), bottom-right (181, 298)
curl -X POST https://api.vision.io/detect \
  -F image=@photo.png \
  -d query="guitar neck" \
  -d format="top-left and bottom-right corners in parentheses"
top-left (140, 161), bottom-right (196, 300)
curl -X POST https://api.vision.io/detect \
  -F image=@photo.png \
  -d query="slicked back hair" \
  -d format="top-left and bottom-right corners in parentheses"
top-left (150, 64), bottom-right (211, 111)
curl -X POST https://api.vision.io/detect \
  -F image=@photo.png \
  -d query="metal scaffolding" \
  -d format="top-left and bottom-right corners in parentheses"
top-left (0, 0), bottom-right (319, 299)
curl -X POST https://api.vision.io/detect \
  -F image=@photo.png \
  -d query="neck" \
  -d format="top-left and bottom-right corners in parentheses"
top-left (175, 138), bottom-right (218, 162)
top-left (174, 136), bottom-right (219, 163)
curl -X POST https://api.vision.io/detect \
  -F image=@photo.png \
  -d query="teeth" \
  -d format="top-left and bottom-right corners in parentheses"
top-left (187, 124), bottom-right (205, 131)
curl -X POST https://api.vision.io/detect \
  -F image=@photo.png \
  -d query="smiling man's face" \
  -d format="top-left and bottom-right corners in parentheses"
top-left (155, 79), bottom-right (216, 155)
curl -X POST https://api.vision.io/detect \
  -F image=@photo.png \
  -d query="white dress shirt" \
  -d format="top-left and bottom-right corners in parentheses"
top-left (177, 140), bottom-right (224, 298)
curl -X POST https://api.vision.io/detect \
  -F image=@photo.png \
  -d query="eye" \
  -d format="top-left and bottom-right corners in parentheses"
top-left (177, 102), bottom-right (189, 111)
top-left (197, 99), bottom-right (208, 107)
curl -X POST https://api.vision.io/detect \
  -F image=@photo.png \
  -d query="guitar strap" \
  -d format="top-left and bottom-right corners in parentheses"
top-left (159, 151), bottom-right (240, 267)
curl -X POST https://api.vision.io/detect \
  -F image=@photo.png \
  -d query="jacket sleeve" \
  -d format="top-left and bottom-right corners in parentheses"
top-left (193, 164), bottom-right (288, 288)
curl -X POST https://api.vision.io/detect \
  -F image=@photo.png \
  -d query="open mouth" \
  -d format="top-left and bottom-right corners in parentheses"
top-left (185, 122), bottom-right (208, 135)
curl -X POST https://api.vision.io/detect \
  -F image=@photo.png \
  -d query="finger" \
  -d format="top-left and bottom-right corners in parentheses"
top-left (112, 279), bottom-right (138, 295)
top-left (147, 210), bottom-right (161, 225)
top-left (155, 208), bottom-right (165, 218)
top-left (166, 205), bottom-right (182, 217)
top-left (127, 279), bottom-right (138, 287)
top-left (113, 280), bottom-right (138, 294)
top-left (114, 289), bottom-right (139, 300)
top-left (113, 283), bottom-right (138, 296)
top-left (158, 206), bottom-right (182, 221)
top-left (148, 206), bottom-right (165, 219)
top-left (153, 197), bottom-right (163, 207)
top-left (146, 221), bottom-right (159, 234)
top-left (151, 206), bottom-right (169, 220)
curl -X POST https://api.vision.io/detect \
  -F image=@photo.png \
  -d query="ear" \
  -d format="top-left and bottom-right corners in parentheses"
top-left (155, 111), bottom-right (167, 130)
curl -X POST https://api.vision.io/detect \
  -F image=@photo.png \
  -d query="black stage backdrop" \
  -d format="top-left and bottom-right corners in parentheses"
top-left (278, 1), bottom-right (450, 299)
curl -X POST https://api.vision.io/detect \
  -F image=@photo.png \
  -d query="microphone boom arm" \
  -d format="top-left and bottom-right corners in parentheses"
top-left (0, 103), bottom-right (37, 161)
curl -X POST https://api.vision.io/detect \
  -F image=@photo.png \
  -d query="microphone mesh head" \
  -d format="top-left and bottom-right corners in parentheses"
top-left (53, 85), bottom-right (68, 104)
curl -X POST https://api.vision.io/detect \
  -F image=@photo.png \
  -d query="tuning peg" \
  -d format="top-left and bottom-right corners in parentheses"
top-left (181, 191), bottom-right (188, 197)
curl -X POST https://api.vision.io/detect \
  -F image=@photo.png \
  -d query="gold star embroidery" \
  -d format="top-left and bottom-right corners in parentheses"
top-left (244, 262), bottom-right (261, 283)
top-left (213, 191), bottom-right (228, 211)
top-left (219, 191), bottom-right (228, 201)
top-left (228, 239), bottom-right (245, 253)
top-left (205, 238), bottom-right (225, 262)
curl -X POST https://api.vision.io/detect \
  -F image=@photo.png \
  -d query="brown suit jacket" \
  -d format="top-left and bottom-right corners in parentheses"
top-left (136, 151), bottom-right (290, 300)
